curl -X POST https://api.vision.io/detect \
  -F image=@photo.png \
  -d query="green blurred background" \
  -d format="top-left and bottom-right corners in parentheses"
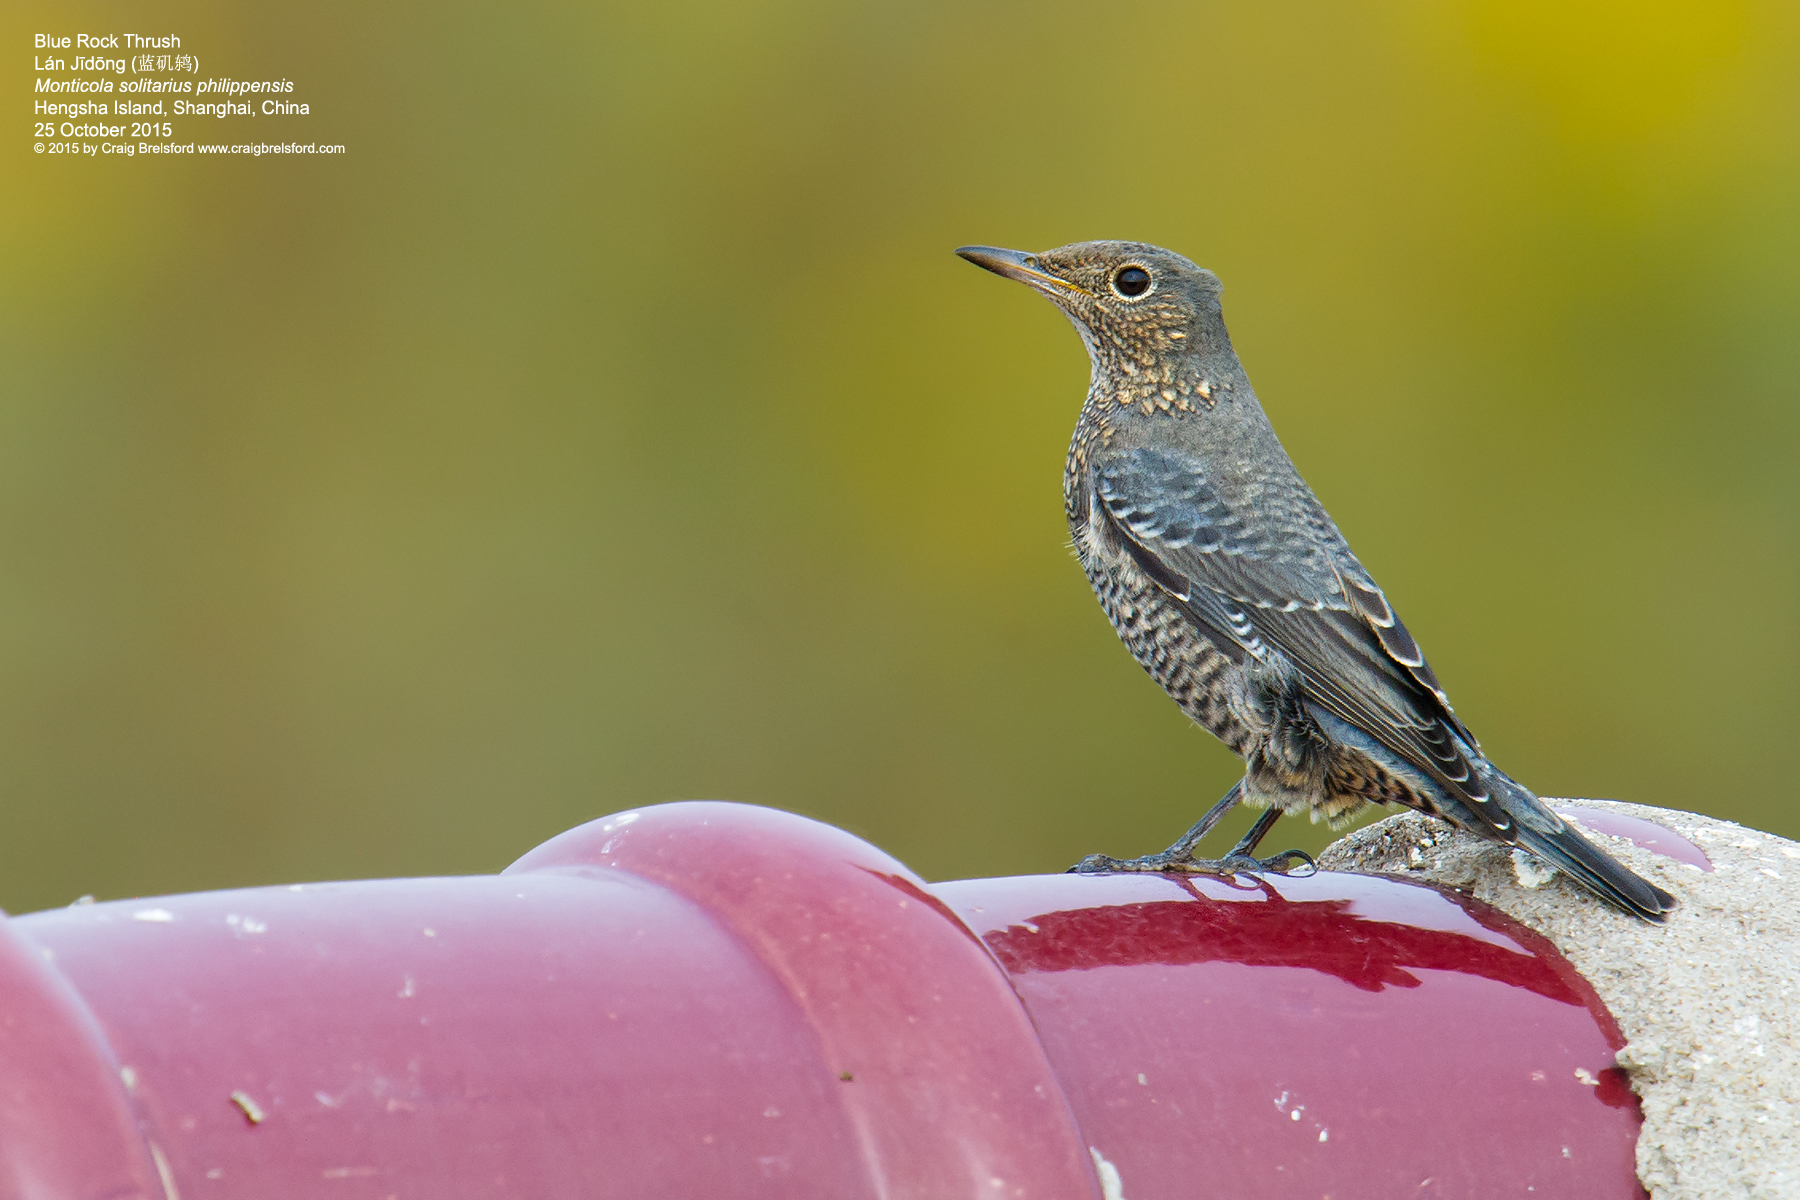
top-left (3, 0), bottom-right (1796, 914)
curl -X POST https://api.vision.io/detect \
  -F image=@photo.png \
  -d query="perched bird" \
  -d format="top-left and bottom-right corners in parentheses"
top-left (957, 240), bottom-right (1675, 922)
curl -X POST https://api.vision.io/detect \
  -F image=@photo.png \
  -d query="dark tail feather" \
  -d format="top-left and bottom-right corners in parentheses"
top-left (1513, 821), bottom-right (1677, 923)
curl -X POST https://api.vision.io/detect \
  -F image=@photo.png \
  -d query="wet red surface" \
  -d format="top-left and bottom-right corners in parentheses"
top-left (0, 803), bottom-right (1647, 1199)
top-left (938, 871), bottom-right (1646, 1198)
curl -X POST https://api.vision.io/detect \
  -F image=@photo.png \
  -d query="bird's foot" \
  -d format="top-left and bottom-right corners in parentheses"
top-left (1068, 848), bottom-right (1316, 877)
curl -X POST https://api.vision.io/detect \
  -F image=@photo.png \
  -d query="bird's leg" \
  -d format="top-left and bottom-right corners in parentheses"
top-left (1069, 780), bottom-right (1243, 873)
top-left (1089, 780), bottom-right (1243, 869)
top-left (1069, 782), bottom-right (1314, 877)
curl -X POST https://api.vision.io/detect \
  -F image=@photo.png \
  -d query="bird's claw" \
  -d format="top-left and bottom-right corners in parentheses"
top-left (1248, 848), bottom-right (1317, 877)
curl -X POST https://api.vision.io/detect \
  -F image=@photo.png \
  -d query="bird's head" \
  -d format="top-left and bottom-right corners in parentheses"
top-left (957, 240), bottom-right (1224, 364)
top-left (957, 241), bottom-right (1236, 415)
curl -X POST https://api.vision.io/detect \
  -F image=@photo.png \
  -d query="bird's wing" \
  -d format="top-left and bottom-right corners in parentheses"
top-left (1092, 446), bottom-right (1512, 835)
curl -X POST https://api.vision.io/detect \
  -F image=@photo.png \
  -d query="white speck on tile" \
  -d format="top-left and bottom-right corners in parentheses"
top-left (230, 1090), bottom-right (266, 1124)
top-left (1089, 1148), bottom-right (1127, 1200)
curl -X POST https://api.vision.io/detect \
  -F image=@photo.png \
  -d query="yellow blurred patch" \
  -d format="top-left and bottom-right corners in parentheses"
top-left (1461, 0), bottom-right (1749, 142)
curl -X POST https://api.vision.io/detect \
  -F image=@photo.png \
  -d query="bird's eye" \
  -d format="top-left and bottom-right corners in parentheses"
top-left (1113, 266), bottom-right (1151, 297)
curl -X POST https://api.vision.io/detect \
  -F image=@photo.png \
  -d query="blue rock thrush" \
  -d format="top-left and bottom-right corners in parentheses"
top-left (958, 240), bottom-right (1675, 922)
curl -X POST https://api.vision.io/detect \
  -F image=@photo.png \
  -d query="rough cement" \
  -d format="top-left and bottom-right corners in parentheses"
top-left (1317, 799), bottom-right (1798, 1200)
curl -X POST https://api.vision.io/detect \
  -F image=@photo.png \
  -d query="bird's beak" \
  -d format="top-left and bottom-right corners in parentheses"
top-left (956, 246), bottom-right (1092, 297)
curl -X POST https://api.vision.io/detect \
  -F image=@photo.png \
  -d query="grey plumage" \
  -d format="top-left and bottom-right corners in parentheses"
top-left (958, 240), bottom-right (1675, 922)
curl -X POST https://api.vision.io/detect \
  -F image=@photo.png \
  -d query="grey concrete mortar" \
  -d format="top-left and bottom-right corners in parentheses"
top-left (1316, 799), bottom-right (1798, 1200)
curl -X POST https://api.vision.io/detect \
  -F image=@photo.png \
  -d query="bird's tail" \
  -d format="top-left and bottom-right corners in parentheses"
top-left (1473, 761), bottom-right (1676, 922)
top-left (1508, 804), bottom-right (1677, 923)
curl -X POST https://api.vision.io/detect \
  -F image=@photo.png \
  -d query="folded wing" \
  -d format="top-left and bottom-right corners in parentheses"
top-left (1092, 446), bottom-right (1513, 838)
